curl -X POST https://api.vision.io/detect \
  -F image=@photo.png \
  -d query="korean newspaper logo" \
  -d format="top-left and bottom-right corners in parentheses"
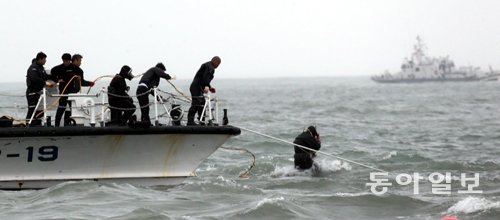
top-left (366, 172), bottom-right (482, 195)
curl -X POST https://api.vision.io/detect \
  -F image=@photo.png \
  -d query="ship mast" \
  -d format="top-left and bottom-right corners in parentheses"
top-left (412, 35), bottom-right (427, 65)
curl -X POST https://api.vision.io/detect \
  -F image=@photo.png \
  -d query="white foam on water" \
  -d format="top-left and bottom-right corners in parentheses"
top-left (214, 175), bottom-right (248, 188)
top-left (184, 175), bottom-right (247, 189)
top-left (271, 165), bottom-right (308, 177)
top-left (256, 196), bottom-right (285, 208)
top-left (315, 159), bottom-right (352, 172)
top-left (334, 192), bottom-right (372, 197)
top-left (239, 196), bottom-right (286, 215)
top-left (204, 163), bottom-right (218, 171)
top-left (447, 196), bottom-right (500, 214)
top-left (382, 151), bottom-right (398, 160)
top-left (271, 159), bottom-right (351, 177)
top-left (196, 162), bottom-right (217, 172)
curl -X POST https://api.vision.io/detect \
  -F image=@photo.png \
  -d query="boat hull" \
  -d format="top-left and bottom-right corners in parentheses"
top-left (0, 126), bottom-right (240, 189)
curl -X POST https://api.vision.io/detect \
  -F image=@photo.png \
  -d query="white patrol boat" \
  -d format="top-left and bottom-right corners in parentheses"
top-left (371, 36), bottom-right (500, 83)
top-left (0, 86), bottom-right (240, 190)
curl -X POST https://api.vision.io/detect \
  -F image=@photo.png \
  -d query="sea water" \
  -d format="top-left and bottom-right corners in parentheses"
top-left (0, 77), bottom-right (499, 220)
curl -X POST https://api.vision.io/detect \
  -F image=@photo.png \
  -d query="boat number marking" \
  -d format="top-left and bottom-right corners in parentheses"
top-left (25, 146), bottom-right (58, 162)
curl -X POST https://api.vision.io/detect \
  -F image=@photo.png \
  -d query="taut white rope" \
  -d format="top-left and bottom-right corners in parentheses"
top-left (236, 125), bottom-right (388, 173)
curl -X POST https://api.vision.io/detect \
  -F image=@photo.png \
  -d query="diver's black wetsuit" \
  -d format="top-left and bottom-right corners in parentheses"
top-left (293, 128), bottom-right (321, 170)
top-left (108, 74), bottom-right (135, 125)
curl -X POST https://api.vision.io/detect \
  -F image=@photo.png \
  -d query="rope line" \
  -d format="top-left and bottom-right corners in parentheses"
top-left (220, 146), bottom-right (256, 178)
top-left (166, 80), bottom-right (192, 101)
top-left (157, 89), bottom-right (191, 103)
top-left (34, 75), bottom-right (81, 119)
top-left (0, 106), bottom-right (27, 109)
top-left (236, 125), bottom-right (388, 173)
top-left (0, 94), bottom-right (25, 97)
top-left (86, 75), bottom-right (114, 94)
top-left (104, 88), bottom-right (153, 98)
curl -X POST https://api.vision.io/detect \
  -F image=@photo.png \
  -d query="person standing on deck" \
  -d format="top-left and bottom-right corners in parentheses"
top-left (51, 53), bottom-right (73, 127)
top-left (25, 52), bottom-right (54, 123)
top-left (187, 56), bottom-right (221, 126)
top-left (69, 54), bottom-right (94, 92)
top-left (52, 54), bottom-right (94, 126)
top-left (135, 63), bottom-right (174, 125)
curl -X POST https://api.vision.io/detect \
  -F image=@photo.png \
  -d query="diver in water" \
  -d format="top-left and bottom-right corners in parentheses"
top-left (293, 125), bottom-right (321, 170)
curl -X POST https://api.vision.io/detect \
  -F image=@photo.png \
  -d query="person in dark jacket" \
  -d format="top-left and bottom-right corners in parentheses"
top-left (293, 126), bottom-right (321, 170)
top-left (51, 53), bottom-right (73, 127)
top-left (25, 52), bottom-right (54, 123)
top-left (52, 54), bottom-right (94, 126)
top-left (69, 54), bottom-right (94, 92)
top-left (187, 56), bottom-right (221, 126)
top-left (135, 63), bottom-right (174, 124)
top-left (108, 65), bottom-right (136, 126)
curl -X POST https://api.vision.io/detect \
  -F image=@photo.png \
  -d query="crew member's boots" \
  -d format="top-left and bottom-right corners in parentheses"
top-left (187, 108), bottom-right (196, 126)
top-left (63, 110), bottom-right (71, 126)
top-left (54, 116), bottom-right (61, 127)
top-left (187, 116), bottom-right (195, 126)
top-left (54, 109), bottom-right (65, 127)
top-left (198, 117), bottom-right (205, 126)
top-left (127, 115), bottom-right (137, 127)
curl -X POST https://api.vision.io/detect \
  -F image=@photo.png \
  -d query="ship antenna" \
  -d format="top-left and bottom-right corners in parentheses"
top-left (413, 35), bottom-right (426, 64)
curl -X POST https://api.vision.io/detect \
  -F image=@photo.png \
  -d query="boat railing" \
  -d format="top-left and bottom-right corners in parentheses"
top-left (26, 86), bottom-right (220, 127)
top-left (27, 88), bottom-right (47, 126)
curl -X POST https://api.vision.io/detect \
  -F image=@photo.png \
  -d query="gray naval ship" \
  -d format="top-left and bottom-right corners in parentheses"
top-left (372, 36), bottom-right (500, 83)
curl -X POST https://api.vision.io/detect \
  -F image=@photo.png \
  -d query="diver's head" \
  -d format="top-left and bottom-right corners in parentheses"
top-left (119, 65), bottom-right (133, 80)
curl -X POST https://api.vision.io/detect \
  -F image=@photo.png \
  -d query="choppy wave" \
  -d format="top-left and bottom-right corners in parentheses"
top-left (381, 150), bottom-right (398, 160)
top-left (182, 176), bottom-right (262, 195)
top-left (255, 196), bottom-right (285, 209)
top-left (376, 151), bottom-right (500, 172)
top-left (108, 208), bottom-right (169, 220)
top-left (447, 196), bottom-right (500, 214)
top-left (379, 152), bottom-right (431, 163)
top-left (232, 196), bottom-right (305, 219)
top-left (270, 159), bottom-right (351, 177)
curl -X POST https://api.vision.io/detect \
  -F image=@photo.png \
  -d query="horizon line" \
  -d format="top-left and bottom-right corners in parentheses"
top-left (0, 75), bottom-right (370, 84)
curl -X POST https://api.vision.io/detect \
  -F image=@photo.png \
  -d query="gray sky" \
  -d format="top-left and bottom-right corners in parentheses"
top-left (1, 0), bottom-right (500, 82)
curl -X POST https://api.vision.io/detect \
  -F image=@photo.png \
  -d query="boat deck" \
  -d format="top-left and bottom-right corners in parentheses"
top-left (0, 125), bottom-right (241, 137)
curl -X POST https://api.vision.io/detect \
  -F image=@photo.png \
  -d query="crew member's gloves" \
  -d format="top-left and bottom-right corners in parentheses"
top-left (89, 81), bottom-right (95, 87)
top-left (45, 81), bottom-right (55, 88)
top-left (209, 87), bottom-right (216, 93)
top-left (169, 75), bottom-right (177, 80)
top-left (156, 95), bottom-right (168, 102)
top-left (203, 86), bottom-right (210, 93)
